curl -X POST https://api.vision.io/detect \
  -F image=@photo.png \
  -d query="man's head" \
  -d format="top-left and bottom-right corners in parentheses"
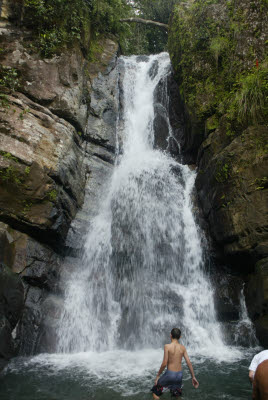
top-left (171, 328), bottom-right (181, 340)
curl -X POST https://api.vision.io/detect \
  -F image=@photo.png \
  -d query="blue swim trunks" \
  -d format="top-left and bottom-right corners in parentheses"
top-left (151, 369), bottom-right (183, 397)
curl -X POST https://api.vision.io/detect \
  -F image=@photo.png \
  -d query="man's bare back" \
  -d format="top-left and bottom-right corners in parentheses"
top-left (166, 342), bottom-right (185, 372)
top-left (151, 328), bottom-right (199, 399)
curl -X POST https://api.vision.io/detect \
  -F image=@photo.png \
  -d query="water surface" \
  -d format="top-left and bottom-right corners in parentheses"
top-left (1, 348), bottom-right (256, 400)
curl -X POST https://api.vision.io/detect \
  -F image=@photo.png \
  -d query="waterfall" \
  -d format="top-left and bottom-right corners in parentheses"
top-left (57, 53), bottom-right (227, 357)
top-left (233, 286), bottom-right (257, 347)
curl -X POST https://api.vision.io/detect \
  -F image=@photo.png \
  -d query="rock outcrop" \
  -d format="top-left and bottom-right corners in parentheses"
top-left (168, 0), bottom-right (268, 344)
top-left (0, 3), bottom-right (119, 361)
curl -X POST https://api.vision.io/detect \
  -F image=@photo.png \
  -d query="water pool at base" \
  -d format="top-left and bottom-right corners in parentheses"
top-left (0, 348), bottom-right (257, 400)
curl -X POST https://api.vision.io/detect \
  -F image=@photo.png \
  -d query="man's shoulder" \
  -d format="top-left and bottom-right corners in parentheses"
top-left (255, 350), bottom-right (268, 361)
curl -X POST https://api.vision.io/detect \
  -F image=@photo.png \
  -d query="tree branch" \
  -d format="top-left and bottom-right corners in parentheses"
top-left (120, 17), bottom-right (168, 31)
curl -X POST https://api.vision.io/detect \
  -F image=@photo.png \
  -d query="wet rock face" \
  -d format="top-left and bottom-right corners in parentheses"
top-left (0, 24), bottom-right (90, 250)
top-left (196, 125), bottom-right (268, 269)
top-left (0, 262), bottom-right (24, 369)
top-left (212, 272), bottom-right (243, 322)
top-left (0, 7), bottom-right (119, 359)
top-left (245, 258), bottom-right (268, 347)
top-left (153, 71), bottom-right (185, 159)
top-left (0, 92), bottom-right (86, 249)
top-left (0, 222), bottom-right (62, 356)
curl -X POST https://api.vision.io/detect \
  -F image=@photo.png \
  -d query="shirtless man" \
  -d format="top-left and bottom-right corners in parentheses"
top-left (151, 328), bottom-right (199, 398)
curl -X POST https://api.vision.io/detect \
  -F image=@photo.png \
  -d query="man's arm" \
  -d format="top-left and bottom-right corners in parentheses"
top-left (155, 345), bottom-right (169, 385)
top-left (183, 348), bottom-right (199, 389)
top-left (249, 370), bottom-right (254, 384)
top-left (248, 353), bottom-right (258, 384)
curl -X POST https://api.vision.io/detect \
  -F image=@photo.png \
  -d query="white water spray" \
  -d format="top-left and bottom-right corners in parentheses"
top-left (57, 53), bottom-right (232, 358)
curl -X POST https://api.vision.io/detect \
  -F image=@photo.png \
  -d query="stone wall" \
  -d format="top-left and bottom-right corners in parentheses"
top-left (0, 3), bottom-right (119, 365)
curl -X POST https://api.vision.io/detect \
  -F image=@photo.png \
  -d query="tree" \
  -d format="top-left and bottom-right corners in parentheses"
top-left (124, 0), bottom-right (180, 54)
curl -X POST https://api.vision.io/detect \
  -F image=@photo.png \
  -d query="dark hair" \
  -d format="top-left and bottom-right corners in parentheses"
top-left (171, 328), bottom-right (181, 339)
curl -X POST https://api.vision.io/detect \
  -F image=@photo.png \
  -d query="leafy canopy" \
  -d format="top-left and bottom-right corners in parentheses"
top-left (24, 0), bottom-right (132, 57)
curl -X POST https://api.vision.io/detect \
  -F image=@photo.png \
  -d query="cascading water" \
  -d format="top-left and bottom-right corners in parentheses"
top-left (57, 53), bottom-right (227, 356)
top-left (2, 53), bottom-right (260, 400)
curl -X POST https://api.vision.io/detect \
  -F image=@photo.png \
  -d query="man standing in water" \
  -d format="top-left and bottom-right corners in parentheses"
top-left (151, 328), bottom-right (199, 398)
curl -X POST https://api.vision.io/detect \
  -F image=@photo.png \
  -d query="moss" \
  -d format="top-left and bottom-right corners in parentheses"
top-left (0, 93), bottom-right (10, 107)
top-left (251, 177), bottom-right (268, 191)
top-left (206, 114), bottom-right (219, 132)
top-left (18, 108), bottom-right (30, 120)
top-left (0, 154), bottom-right (31, 185)
top-left (215, 162), bottom-right (231, 183)
top-left (87, 40), bottom-right (104, 63)
top-left (48, 189), bottom-right (57, 202)
top-left (0, 166), bottom-right (22, 185)
top-left (21, 200), bottom-right (33, 215)
top-left (0, 152), bottom-right (19, 163)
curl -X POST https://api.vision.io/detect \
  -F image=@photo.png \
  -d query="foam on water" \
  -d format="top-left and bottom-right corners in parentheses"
top-left (3, 345), bottom-right (256, 399)
top-left (5, 347), bottom-right (250, 380)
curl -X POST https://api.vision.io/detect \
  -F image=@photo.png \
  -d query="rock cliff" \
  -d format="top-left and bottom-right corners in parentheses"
top-left (168, 0), bottom-right (268, 345)
top-left (0, 3), bottom-right (119, 366)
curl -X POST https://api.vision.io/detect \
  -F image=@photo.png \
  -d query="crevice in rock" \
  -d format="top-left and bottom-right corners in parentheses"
top-left (84, 135), bottom-right (115, 153)
top-left (0, 215), bottom-right (66, 255)
top-left (93, 152), bottom-right (114, 165)
top-left (50, 109), bottom-right (84, 135)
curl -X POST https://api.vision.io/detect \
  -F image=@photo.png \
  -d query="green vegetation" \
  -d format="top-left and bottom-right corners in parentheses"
top-left (0, 66), bottom-right (20, 94)
top-left (215, 162), bottom-right (231, 183)
top-left (23, 0), bottom-right (132, 57)
top-left (22, 200), bottom-right (32, 215)
top-left (209, 36), bottom-right (229, 71)
top-left (228, 65), bottom-right (268, 125)
top-left (124, 0), bottom-right (178, 54)
top-left (168, 0), bottom-right (268, 132)
top-left (0, 165), bottom-right (22, 185)
top-left (19, 108), bottom-right (30, 120)
top-left (0, 66), bottom-right (20, 108)
top-left (251, 176), bottom-right (268, 190)
top-left (48, 189), bottom-right (57, 202)
top-left (22, 0), bottom-right (181, 56)
top-left (0, 154), bottom-right (32, 186)
top-left (0, 94), bottom-right (9, 107)
top-left (0, 152), bottom-right (19, 162)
